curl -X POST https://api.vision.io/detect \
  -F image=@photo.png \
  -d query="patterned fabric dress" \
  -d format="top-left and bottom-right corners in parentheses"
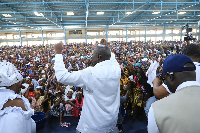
top-left (31, 96), bottom-right (44, 112)
top-left (132, 76), bottom-right (144, 108)
top-left (50, 98), bottom-right (65, 117)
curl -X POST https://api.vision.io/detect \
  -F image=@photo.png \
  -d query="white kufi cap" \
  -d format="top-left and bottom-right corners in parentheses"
top-left (0, 61), bottom-right (23, 87)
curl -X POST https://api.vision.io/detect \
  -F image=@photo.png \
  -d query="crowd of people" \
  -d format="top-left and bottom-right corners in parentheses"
top-left (0, 39), bottom-right (200, 133)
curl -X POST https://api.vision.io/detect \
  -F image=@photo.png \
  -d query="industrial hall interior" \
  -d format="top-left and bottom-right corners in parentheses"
top-left (0, 0), bottom-right (200, 133)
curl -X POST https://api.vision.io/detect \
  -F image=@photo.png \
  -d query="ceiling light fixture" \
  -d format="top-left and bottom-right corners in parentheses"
top-left (178, 12), bottom-right (186, 14)
top-left (34, 12), bottom-right (44, 17)
top-left (152, 11), bottom-right (160, 14)
top-left (2, 14), bottom-right (12, 17)
top-left (67, 12), bottom-right (74, 15)
top-left (126, 12), bottom-right (132, 15)
top-left (97, 12), bottom-right (104, 15)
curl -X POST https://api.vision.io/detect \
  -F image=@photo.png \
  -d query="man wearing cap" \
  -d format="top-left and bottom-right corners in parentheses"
top-left (54, 39), bottom-right (121, 133)
top-left (148, 54), bottom-right (200, 133)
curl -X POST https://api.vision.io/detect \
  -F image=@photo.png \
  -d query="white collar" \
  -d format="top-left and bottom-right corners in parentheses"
top-left (193, 62), bottom-right (199, 65)
top-left (176, 81), bottom-right (200, 92)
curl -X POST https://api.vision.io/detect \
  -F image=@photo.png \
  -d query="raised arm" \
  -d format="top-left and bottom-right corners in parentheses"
top-left (152, 77), bottom-right (169, 99)
top-left (54, 42), bottom-right (89, 88)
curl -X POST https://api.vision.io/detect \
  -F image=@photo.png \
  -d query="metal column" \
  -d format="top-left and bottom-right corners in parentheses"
top-left (18, 29), bottom-right (22, 46)
top-left (41, 29), bottom-right (44, 46)
top-left (85, 27), bottom-right (87, 44)
top-left (180, 27), bottom-right (183, 42)
top-left (145, 26), bottom-right (147, 44)
top-left (126, 27), bottom-right (128, 42)
top-left (198, 26), bottom-right (200, 41)
top-left (106, 26), bottom-right (108, 42)
top-left (63, 28), bottom-right (66, 45)
top-left (163, 25), bottom-right (166, 42)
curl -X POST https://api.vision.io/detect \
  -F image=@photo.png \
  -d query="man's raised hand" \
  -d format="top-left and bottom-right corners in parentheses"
top-left (55, 41), bottom-right (64, 54)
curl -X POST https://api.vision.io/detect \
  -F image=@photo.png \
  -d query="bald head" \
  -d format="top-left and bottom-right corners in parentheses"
top-left (92, 44), bottom-right (111, 66)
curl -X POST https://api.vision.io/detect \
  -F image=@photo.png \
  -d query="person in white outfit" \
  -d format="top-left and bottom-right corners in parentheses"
top-left (0, 61), bottom-right (36, 133)
top-left (54, 39), bottom-right (121, 133)
top-left (182, 44), bottom-right (200, 84)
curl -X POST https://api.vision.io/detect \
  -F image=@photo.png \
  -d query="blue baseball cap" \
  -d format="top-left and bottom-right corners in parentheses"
top-left (162, 54), bottom-right (196, 74)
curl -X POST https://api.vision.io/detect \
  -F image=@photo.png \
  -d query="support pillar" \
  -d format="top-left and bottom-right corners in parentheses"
top-left (19, 29), bottom-right (22, 46)
top-left (145, 26), bottom-right (147, 44)
top-left (85, 27), bottom-right (87, 44)
top-left (126, 27), bottom-right (128, 42)
top-left (163, 25), bottom-right (166, 42)
top-left (198, 26), bottom-right (200, 41)
top-left (41, 28), bottom-right (44, 46)
top-left (64, 28), bottom-right (66, 45)
top-left (106, 26), bottom-right (108, 42)
top-left (181, 27), bottom-right (183, 42)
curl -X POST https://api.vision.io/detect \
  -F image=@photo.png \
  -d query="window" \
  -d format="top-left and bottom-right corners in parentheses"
top-left (69, 30), bottom-right (82, 35)
top-left (166, 30), bottom-right (172, 34)
top-left (173, 30), bottom-right (179, 34)
top-left (156, 30), bottom-right (163, 34)
top-left (140, 31), bottom-right (145, 34)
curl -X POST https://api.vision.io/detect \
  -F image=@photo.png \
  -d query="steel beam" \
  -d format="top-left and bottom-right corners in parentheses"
top-left (0, 1), bottom-right (199, 4)
top-left (108, 0), bottom-right (126, 25)
top-left (43, 0), bottom-right (62, 26)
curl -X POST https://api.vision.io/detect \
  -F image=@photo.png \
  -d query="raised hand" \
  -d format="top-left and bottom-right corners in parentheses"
top-left (55, 41), bottom-right (64, 54)
top-left (100, 39), bottom-right (107, 45)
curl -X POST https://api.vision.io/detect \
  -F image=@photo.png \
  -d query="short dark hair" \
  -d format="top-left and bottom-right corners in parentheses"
top-left (182, 44), bottom-right (200, 59)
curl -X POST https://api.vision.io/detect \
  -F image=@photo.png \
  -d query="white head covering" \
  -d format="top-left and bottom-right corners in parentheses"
top-left (21, 83), bottom-right (29, 94)
top-left (0, 61), bottom-right (23, 87)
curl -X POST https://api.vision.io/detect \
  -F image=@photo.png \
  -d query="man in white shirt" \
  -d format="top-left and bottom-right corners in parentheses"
top-left (148, 54), bottom-right (200, 133)
top-left (54, 39), bottom-right (121, 133)
top-left (182, 44), bottom-right (200, 84)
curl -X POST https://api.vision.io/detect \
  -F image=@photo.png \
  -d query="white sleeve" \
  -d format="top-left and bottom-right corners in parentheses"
top-left (162, 83), bottom-right (172, 94)
top-left (148, 106), bottom-right (160, 133)
top-left (196, 64), bottom-right (200, 84)
top-left (54, 54), bottom-right (91, 89)
top-left (0, 112), bottom-right (25, 133)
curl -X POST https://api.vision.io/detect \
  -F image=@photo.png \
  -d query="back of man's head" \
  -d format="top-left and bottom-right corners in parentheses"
top-left (92, 39), bottom-right (111, 66)
top-left (182, 44), bottom-right (200, 63)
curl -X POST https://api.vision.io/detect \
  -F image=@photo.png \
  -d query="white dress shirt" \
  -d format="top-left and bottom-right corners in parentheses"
top-left (193, 62), bottom-right (200, 84)
top-left (55, 53), bottom-right (121, 133)
top-left (148, 81), bottom-right (200, 133)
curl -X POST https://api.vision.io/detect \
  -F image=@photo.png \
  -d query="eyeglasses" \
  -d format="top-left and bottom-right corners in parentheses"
top-left (162, 72), bottom-right (173, 81)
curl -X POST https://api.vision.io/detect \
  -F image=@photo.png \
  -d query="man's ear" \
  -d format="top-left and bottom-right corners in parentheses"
top-left (168, 73), bottom-right (174, 82)
top-left (98, 54), bottom-right (101, 60)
